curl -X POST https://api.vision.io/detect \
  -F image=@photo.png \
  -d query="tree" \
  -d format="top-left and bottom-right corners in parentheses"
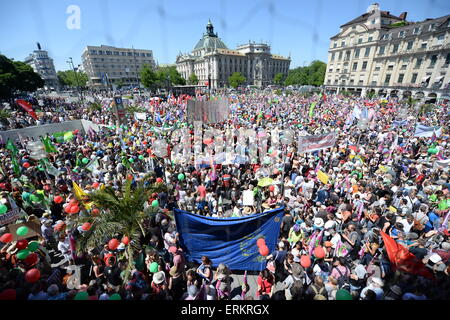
top-left (57, 70), bottom-right (88, 88)
top-left (273, 73), bottom-right (285, 86)
top-left (116, 79), bottom-right (125, 89)
top-left (228, 72), bottom-right (246, 88)
top-left (283, 60), bottom-right (326, 87)
top-left (188, 73), bottom-right (199, 85)
top-left (140, 64), bottom-right (157, 90)
top-left (0, 54), bottom-right (44, 99)
top-left (77, 175), bottom-right (167, 280)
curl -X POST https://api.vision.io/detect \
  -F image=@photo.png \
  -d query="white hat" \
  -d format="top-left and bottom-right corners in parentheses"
top-left (371, 277), bottom-right (384, 287)
top-left (324, 220), bottom-right (336, 230)
top-left (314, 218), bottom-right (324, 228)
top-left (429, 253), bottom-right (442, 263)
top-left (153, 271), bottom-right (166, 284)
top-left (278, 241), bottom-right (285, 249)
top-left (354, 264), bottom-right (367, 279)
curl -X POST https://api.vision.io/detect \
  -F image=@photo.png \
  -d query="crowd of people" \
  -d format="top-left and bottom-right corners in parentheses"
top-left (0, 89), bottom-right (448, 300)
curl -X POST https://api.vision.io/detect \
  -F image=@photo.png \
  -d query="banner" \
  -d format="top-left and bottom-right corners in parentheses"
top-left (134, 112), bottom-right (147, 121)
top-left (16, 99), bottom-right (38, 120)
top-left (392, 119), bottom-right (408, 127)
top-left (298, 132), bottom-right (337, 153)
top-left (187, 100), bottom-right (229, 123)
top-left (414, 124), bottom-right (442, 138)
top-left (174, 207), bottom-right (284, 270)
top-left (0, 208), bottom-right (20, 226)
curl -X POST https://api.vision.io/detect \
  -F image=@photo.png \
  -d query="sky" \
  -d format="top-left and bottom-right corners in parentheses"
top-left (0, 0), bottom-right (449, 72)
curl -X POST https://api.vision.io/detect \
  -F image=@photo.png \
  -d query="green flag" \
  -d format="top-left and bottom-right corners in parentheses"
top-left (42, 158), bottom-right (61, 177)
top-left (6, 138), bottom-right (18, 155)
top-left (11, 157), bottom-right (20, 176)
top-left (63, 131), bottom-right (74, 141)
top-left (75, 152), bottom-right (83, 167)
top-left (53, 132), bottom-right (65, 143)
top-left (41, 136), bottom-right (57, 153)
top-left (309, 102), bottom-right (317, 118)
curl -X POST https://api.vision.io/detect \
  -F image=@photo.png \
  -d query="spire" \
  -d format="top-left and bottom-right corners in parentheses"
top-left (206, 19), bottom-right (216, 37)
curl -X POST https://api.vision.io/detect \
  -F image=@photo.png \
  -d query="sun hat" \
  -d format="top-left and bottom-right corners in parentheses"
top-left (371, 277), bottom-right (384, 287)
top-left (314, 218), bottom-right (324, 228)
top-left (153, 271), bottom-right (166, 284)
top-left (354, 264), bottom-right (367, 279)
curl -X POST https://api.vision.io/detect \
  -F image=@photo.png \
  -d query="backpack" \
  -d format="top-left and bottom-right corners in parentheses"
top-left (311, 285), bottom-right (327, 300)
top-left (336, 267), bottom-right (350, 289)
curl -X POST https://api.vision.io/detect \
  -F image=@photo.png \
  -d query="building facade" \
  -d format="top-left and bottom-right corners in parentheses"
top-left (324, 3), bottom-right (450, 100)
top-left (176, 20), bottom-right (290, 88)
top-left (81, 45), bottom-right (156, 88)
top-left (24, 43), bottom-right (58, 89)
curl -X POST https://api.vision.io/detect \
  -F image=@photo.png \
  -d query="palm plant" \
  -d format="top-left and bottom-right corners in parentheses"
top-left (76, 174), bottom-right (167, 277)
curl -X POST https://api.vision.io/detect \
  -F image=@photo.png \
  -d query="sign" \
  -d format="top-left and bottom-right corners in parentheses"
top-left (0, 208), bottom-right (20, 226)
top-left (297, 132), bottom-right (337, 153)
top-left (113, 96), bottom-right (126, 123)
top-left (6, 219), bottom-right (42, 241)
top-left (187, 100), bottom-right (229, 123)
top-left (243, 190), bottom-right (255, 206)
top-left (317, 170), bottom-right (329, 184)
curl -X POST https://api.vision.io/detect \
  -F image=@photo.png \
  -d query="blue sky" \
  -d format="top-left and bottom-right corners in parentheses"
top-left (1, 0), bottom-right (449, 71)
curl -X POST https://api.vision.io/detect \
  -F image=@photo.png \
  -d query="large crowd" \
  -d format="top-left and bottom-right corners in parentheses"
top-left (0, 89), bottom-right (449, 300)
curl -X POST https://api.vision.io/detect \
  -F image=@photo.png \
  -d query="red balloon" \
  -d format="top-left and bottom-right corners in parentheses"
top-left (70, 199), bottom-right (78, 205)
top-left (314, 246), bottom-right (325, 259)
top-left (16, 239), bottom-right (29, 250)
top-left (64, 205), bottom-right (72, 214)
top-left (259, 245), bottom-right (269, 256)
top-left (143, 141), bottom-right (147, 145)
top-left (70, 205), bottom-right (80, 214)
top-left (269, 185), bottom-right (275, 192)
top-left (92, 182), bottom-right (100, 189)
top-left (81, 222), bottom-right (91, 231)
top-left (300, 255), bottom-right (312, 268)
top-left (25, 268), bottom-right (41, 283)
top-left (156, 178), bottom-right (163, 184)
top-left (0, 233), bottom-right (13, 243)
top-left (108, 239), bottom-right (120, 250)
top-left (256, 238), bottom-right (266, 248)
top-left (91, 208), bottom-right (100, 216)
top-left (23, 162), bottom-right (30, 168)
top-left (121, 236), bottom-right (130, 245)
top-left (24, 252), bottom-right (39, 266)
top-left (54, 196), bottom-right (63, 203)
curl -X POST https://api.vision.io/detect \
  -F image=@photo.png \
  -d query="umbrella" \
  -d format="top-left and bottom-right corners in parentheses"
top-left (258, 177), bottom-right (274, 187)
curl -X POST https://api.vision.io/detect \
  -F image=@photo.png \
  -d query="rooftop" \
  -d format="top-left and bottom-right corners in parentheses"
top-left (193, 20), bottom-right (228, 51)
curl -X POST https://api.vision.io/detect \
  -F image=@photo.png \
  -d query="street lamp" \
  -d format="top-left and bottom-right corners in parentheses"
top-left (67, 57), bottom-right (83, 102)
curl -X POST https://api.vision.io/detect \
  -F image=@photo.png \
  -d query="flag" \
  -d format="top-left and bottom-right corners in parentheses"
top-left (361, 107), bottom-right (368, 119)
top-left (41, 136), bottom-right (57, 153)
top-left (380, 231), bottom-right (433, 279)
top-left (414, 124), bottom-right (442, 138)
top-left (6, 138), bottom-right (18, 155)
top-left (64, 131), bottom-right (74, 141)
top-left (85, 157), bottom-right (100, 172)
top-left (308, 102), bottom-right (317, 118)
top-left (392, 119), bottom-right (408, 127)
top-left (53, 132), bottom-right (65, 143)
top-left (16, 99), bottom-right (38, 120)
top-left (317, 170), bottom-right (329, 184)
top-left (72, 181), bottom-right (93, 210)
top-left (42, 159), bottom-right (61, 177)
top-left (174, 207), bottom-right (284, 270)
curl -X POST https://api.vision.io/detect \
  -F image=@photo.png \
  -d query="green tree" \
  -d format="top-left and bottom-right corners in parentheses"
top-left (57, 70), bottom-right (88, 88)
top-left (273, 73), bottom-right (285, 85)
top-left (283, 60), bottom-right (327, 87)
top-left (228, 72), bottom-right (246, 88)
top-left (77, 176), bottom-right (167, 279)
top-left (0, 55), bottom-right (44, 99)
top-left (116, 79), bottom-right (125, 89)
top-left (188, 73), bottom-right (199, 85)
top-left (140, 64), bottom-right (157, 90)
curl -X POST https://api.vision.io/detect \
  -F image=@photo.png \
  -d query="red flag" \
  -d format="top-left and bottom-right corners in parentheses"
top-left (380, 231), bottom-right (434, 279)
top-left (16, 99), bottom-right (38, 120)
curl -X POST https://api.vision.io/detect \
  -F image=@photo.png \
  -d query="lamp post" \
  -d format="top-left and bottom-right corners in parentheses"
top-left (67, 57), bottom-right (83, 102)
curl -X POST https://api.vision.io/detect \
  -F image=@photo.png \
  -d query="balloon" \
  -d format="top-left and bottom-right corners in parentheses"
top-left (121, 236), bottom-right (130, 245)
top-left (91, 208), bottom-right (100, 216)
top-left (314, 246), bottom-right (325, 259)
top-left (156, 178), bottom-right (163, 183)
top-left (0, 205), bottom-right (7, 214)
top-left (70, 205), bottom-right (80, 214)
top-left (108, 239), bottom-right (120, 250)
top-left (81, 222), bottom-right (91, 231)
top-left (273, 168), bottom-right (279, 175)
top-left (203, 138), bottom-right (213, 145)
top-left (256, 238), bottom-right (266, 247)
top-left (151, 200), bottom-right (159, 207)
top-left (73, 129), bottom-right (79, 134)
top-left (54, 196), bottom-right (63, 203)
top-left (64, 205), bottom-right (72, 214)
top-left (0, 233), bottom-right (13, 243)
top-left (259, 245), bottom-right (269, 256)
top-left (428, 148), bottom-right (438, 155)
top-left (128, 157), bottom-right (134, 163)
top-left (16, 239), bottom-right (29, 250)
top-left (16, 249), bottom-right (31, 260)
top-left (300, 255), bottom-right (311, 268)
top-left (24, 252), bottom-right (39, 266)
top-left (178, 173), bottom-right (185, 181)
top-left (70, 199), bottom-right (78, 205)
top-left (336, 289), bottom-right (353, 300)
top-left (268, 185), bottom-right (275, 192)
top-left (16, 226), bottom-right (29, 237)
top-left (82, 158), bottom-right (89, 164)
top-left (149, 262), bottom-right (159, 273)
top-left (109, 293), bottom-right (121, 300)
top-left (23, 162), bottom-right (30, 168)
top-left (92, 182), bottom-right (100, 189)
top-left (74, 291), bottom-right (89, 300)
top-left (27, 241), bottom-right (40, 252)
top-left (138, 155), bottom-right (144, 160)
top-left (25, 268), bottom-right (40, 283)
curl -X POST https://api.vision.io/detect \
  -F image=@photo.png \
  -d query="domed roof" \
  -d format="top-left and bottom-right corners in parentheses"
top-left (193, 20), bottom-right (228, 51)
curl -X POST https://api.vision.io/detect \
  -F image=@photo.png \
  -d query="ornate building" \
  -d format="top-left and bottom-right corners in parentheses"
top-left (324, 3), bottom-right (450, 101)
top-left (24, 42), bottom-right (58, 90)
top-left (176, 20), bottom-right (290, 88)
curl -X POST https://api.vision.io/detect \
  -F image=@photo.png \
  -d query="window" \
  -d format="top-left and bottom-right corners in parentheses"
top-left (400, 64), bottom-right (407, 70)
top-left (398, 74), bottom-right (404, 83)
top-left (381, 34), bottom-right (388, 40)
top-left (338, 52), bottom-right (343, 60)
top-left (387, 65), bottom-right (394, 71)
top-left (114, 51), bottom-right (119, 55)
top-left (354, 48), bottom-right (360, 58)
top-left (384, 74), bottom-right (391, 84)
top-left (429, 55), bottom-right (437, 68)
top-left (399, 31), bottom-right (406, 37)
top-left (140, 53), bottom-right (145, 57)
top-left (352, 25), bottom-right (356, 29)
top-left (411, 73), bottom-right (418, 83)
top-left (415, 58), bottom-right (422, 68)
top-left (328, 68), bottom-right (333, 72)
top-left (368, 36), bottom-right (373, 42)
top-left (371, 19), bottom-right (376, 25)
top-left (421, 42), bottom-right (427, 49)
top-left (379, 46), bottom-right (385, 54)
top-left (345, 51), bottom-right (350, 60)
top-left (446, 53), bottom-right (450, 65)
top-left (98, 50), bottom-right (103, 55)
top-left (429, 23), bottom-right (435, 31)
top-left (364, 47), bottom-right (370, 57)
top-left (331, 52), bottom-right (335, 61)
top-left (336, 69), bottom-right (340, 73)
top-left (341, 41), bottom-right (346, 47)
top-left (333, 42), bottom-right (337, 48)
top-left (436, 34), bottom-right (445, 45)
top-left (127, 52), bottom-right (132, 56)
top-left (90, 50), bottom-right (97, 54)
top-left (106, 51), bottom-right (112, 55)
top-left (407, 41), bottom-right (414, 50)
top-left (362, 61), bottom-right (367, 70)
top-left (353, 62), bottom-right (358, 71)
top-left (146, 53), bottom-right (152, 57)
top-left (392, 43), bottom-right (399, 53)
top-left (413, 27), bottom-right (421, 34)
top-left (358, 38), bottom-right (362, 44)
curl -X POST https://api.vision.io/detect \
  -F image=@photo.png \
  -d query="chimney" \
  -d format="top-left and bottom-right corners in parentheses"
top-left (399, 12), bottom-right (407, 21)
